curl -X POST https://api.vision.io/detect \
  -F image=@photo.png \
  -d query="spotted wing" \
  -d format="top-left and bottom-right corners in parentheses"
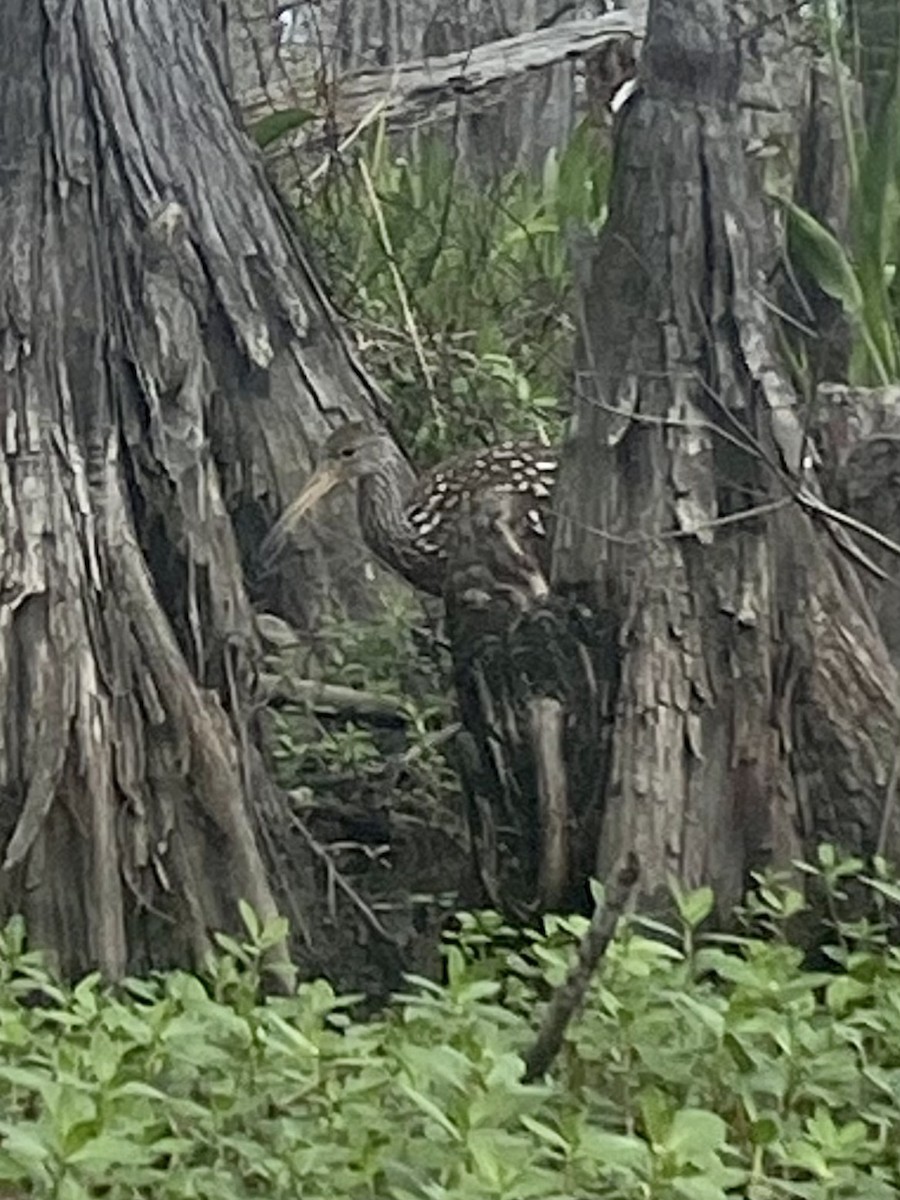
top-left (403, 442), bottom-right (559, 564)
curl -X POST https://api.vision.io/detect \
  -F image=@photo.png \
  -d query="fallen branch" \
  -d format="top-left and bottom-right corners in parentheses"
top-left (261, 672), bottom-right (409, 721)
top-left (245, 11), bottom-right (639, 168)
top-left (522, 852), bottom-right (639, 1082)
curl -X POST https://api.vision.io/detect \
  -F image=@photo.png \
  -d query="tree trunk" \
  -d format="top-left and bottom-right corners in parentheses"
top-left (221, 0), bottom-right (280, 101)
top-left (446, 0), bottom-right (900, 919)
top-left (550, 0), bottom-right (900, 910)
top-left (0, 0), bottom-right (395, 979)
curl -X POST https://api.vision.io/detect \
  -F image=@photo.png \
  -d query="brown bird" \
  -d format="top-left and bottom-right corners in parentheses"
top-left (262, 422), bottom-right (559, 597)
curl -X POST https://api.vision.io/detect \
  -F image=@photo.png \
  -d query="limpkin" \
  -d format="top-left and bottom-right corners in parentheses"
top-left (263, 421), bottom-right (577, 914)
top-left (262, 422), bottom-right (559, 598)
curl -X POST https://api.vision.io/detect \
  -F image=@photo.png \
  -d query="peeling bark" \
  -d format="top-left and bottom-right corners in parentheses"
top-left (0, 0), bottom-right (390, 977)
top-left (552, 0), bottom-right (900, 910)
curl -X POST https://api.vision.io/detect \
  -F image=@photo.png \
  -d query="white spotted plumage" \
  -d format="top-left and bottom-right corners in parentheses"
top-left (276, 422), bottom-right (559, 597)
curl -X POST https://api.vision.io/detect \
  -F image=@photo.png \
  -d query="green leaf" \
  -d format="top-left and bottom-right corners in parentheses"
top-left (578, 1129), bottom-right (650, 1172)
top-left (0, 1064), bottom-right (55, 1095)
top-left (265, 1012), bottom-right (320, 1055)
top-left (0, 1123), bottom-right (51, 1164)
top-left (861, 876), bottom-right (900, 906)
top-left (466, 1128), bottom-right (504, 1186)
top-left (750, 1117), bottom-right (780, 1147)
top-left (212, 932), bottom-right (250, 963)
top-left (259, 914), bottom-right (291, 950)
top-left (66, 1135), bottom-right (156, 1168)
top-left (398, 1082), bottom-right (462, 1141)
top-left (89, 1027), bottom-right (122, 1085)
top-left (784, 1139), bottom-right (833, 1179)
top-left (250, 107), bottom-right (317, 149)
top-left (676, 885), bottom-right (715, 929)
top-left (639, 1087), bottom-right (673, 1145)
top-left (780, 198), bottom-right (864, 313)
top-left (519, 1115), bottom-right (570, 1154)
top-left (53, 1086), bottom-right (97, 1140)
top-left (665, 1108), bottom-right (728, 1158)
top-left (238, 899), bottom-right (260, 941)
top-left (57, 1177), bottom-right (93, 1200)
top-left (672, 1178), bottom-right (729, 1200)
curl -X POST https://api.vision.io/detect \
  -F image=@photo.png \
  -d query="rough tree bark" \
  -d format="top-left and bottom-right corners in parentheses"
top-left (0, 0), bottom-right (406, 979)
top-left (549, 0), bottom-right (900, 910)
top-left (221, 0), bottom-right (280, 101)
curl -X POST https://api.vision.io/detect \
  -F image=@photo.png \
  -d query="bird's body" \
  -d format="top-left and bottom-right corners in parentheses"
top-left (264, 422), bottom-right (574, 916)
top-left (263, 423), bottom-right (559, 597)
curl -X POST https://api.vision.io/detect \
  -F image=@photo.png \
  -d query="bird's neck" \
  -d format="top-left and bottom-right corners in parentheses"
top-left (357, 456), bottom-right (418, 577)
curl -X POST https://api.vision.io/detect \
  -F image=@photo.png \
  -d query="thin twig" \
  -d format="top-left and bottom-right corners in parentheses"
top-left (287, 804), bottom-right (401, 947)
top-left (307, 95), bottom-right (391, 186)
top-left (358, 153), bottom-right (438, 409)
top-left (796, 487), bottom-right (900, 561)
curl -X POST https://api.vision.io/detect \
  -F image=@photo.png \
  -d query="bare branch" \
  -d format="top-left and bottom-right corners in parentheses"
top-left (243, 12), bottom-right (640, 162)
top-left (522, 853), bottom-right (640, 1082)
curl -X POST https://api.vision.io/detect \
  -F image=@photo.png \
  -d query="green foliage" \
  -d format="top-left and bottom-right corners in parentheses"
top-left (304, 120), bottom-right (610, 462)
top-left (266, 592), bottom-right (458, 806)
top-left (780, 3), bottom-right (900, 385)
top-left (4, 859), bottom-right (900, 1197)
top-left (311, 593), bottom-right (447, 698)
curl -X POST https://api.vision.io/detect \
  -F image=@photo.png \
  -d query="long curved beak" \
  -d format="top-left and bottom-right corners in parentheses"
top-left (261, 462), bottom-right (343, 561)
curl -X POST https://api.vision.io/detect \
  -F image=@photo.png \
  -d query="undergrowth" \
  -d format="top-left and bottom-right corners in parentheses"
top-left (3, 853), bottom-right (900, 1197)
top-left (781, 1), bottom-right (900, 387)
top-left (302, 119), bottom-right (610, 464)
top-left (266, 592), bottom-right (459, 812)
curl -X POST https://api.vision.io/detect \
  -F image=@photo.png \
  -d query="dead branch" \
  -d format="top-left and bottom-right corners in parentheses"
top-left (286, 800), bottom-right (401, 948)
top-left (261, 673), bottom-right (409, 721)
top-left (522, 853), bottom-right (639, 1082)
top-left (244, 12), bottom-right (640, 165)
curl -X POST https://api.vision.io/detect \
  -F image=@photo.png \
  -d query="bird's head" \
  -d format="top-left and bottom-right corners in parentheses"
top-left (261, 423), bottom-right (392, 561)
top-left (316, 422), bottom-right (395, 483)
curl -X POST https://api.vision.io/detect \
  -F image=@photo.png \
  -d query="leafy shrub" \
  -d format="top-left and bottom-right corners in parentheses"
top-left (266, 592), bottom-right (458, 806)
top-left (3, 856), bottom-right (900, 1198)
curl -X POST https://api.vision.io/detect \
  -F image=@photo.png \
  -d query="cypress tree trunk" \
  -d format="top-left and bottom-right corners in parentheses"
top-left (551, 0), bottom-right (900, 909)
top-left (0, 0), bottom-right (387, 977)
top-left (445, 0), bottom-right (900, 918)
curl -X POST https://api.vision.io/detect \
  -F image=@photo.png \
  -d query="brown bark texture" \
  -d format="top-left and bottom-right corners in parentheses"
top-left (546, 0), bottom-right (900, 911)
top-left (0, 0), bottom-right (408, 980)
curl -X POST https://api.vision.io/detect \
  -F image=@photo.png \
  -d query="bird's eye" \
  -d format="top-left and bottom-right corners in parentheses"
top-left (339, 446), bottom-right (356, 459)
